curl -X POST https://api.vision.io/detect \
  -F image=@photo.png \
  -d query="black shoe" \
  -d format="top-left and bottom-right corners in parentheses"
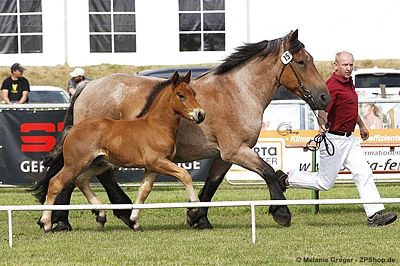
top-left (367, 211), bottom-right (397, 227)
top-left (275, 170), bottom-right (288, 193)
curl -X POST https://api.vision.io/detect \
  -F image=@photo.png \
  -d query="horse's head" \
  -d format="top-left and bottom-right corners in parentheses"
top-left (278, 29), bottom-right (330, 110)
top-left (170, 70), bottom-right (206, 124)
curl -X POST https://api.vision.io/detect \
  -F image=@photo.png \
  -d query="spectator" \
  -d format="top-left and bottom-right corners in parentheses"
top-left (1, 63), bottom-right (30, 104)
top-left (67, 67), bottom-right (90, 96)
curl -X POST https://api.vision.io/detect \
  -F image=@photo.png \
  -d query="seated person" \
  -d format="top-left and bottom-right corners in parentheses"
top-left (1, 63), bottom-right (30, 104)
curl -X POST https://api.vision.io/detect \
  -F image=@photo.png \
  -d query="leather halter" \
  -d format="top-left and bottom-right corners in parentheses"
top-left (278, 50), bottom-right (316, 106)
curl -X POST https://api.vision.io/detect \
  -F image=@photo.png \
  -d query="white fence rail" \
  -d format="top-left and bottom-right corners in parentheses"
top-left (2, 198), bottom-right (400, 247)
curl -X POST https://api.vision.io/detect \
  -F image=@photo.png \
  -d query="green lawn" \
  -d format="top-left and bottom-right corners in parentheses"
top-left (0, 182), bottom-right (399, 265)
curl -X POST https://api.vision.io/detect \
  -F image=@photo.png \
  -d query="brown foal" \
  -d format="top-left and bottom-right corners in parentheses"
top-left (39, 71), bottom-right (205, 232)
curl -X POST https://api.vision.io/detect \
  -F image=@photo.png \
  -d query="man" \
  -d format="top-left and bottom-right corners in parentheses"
top-left (67, 67), bottom-right (89, 96)
top-left (277, 51), bottom-right (397, 227)
top-left (1, 63), bottom-right (30, 104)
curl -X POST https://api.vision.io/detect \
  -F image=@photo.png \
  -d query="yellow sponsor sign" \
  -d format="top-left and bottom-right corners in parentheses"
top-left (260, 129), bottom-right (400, 148)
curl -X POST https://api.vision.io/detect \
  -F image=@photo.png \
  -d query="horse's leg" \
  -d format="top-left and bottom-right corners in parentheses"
top-left (129, 171), bottom-right (157, 231)
top-left (40, 168), bottom-right (75, 232)
top-left (96, 168), bottom-right (134, 228)
top-left (75, 171), bottom-right (107, 228)
top-left (221, 145), bottom-right (291, 227)
top-left (187, 158), bottom-right (232, 229)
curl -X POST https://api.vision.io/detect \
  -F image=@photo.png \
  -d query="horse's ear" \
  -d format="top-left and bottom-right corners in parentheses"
top-left (170, 71), bottom-right (179, 87)
top-left (289, 29), bottom-right (298, 43)
top-left (183, 70), bottom-right (192, 84)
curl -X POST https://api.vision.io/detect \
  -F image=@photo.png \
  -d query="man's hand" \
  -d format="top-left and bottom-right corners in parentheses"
top-left (360, 125), bottom-right (369, 141)
top-left (319, 124), bottom-right (328, 135)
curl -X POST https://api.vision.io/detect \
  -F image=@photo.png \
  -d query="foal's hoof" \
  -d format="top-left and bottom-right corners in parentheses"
top-left (129, 220), bottom-right (143, 232)
top-left (53, 221), bottom-right (73, 232)
top-left (37, 219), bottom-right (44, 228)
top-left (269, 205), bottom-right (292, 227)
top-left (96, 215), bottom-right (107, 227)
top-left (44, 228), bottom-right (54, 233)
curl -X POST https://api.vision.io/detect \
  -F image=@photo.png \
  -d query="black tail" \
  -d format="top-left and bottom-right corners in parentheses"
top-left (30, 82), bottom-right (87, 203)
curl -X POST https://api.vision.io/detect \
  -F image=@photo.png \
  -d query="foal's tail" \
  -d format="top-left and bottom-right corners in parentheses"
top-left (31, 127), bottom-right (71, 203)
top-left (30, 81), bottom-right (88, 203)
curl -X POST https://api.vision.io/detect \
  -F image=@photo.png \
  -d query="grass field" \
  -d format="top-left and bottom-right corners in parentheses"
top-left (1, 182), bottom-right (399, 265)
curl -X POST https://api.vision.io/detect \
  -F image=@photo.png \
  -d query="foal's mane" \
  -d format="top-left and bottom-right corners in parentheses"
top-left (136, 79), bottom-right (172, 118)
top-left (137, 76), bottom-right (187, 118)
top-left (214, 34), bottom-right (304, 75)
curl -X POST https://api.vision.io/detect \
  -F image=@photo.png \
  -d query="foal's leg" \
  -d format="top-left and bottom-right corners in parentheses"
top-left (152, 159), bottom-right (199, 203)
top-left (75, 170), bottom-right (107, 227)
top-left (40, 168), bottom-right (76, 232)
top-left (129, 171), bottom-right (157, 231)
top-left (220, 144), bottom-right (291, 227)
top-left (187, 158), bottom-right (232, 229)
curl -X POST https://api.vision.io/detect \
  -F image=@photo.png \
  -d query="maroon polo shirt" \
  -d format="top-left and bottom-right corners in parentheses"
top-left (325, 73), bottom-right (358, 132)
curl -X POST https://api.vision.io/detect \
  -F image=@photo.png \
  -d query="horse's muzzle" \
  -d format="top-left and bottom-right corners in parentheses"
top-left (192, 109), bottom-right (206, 124)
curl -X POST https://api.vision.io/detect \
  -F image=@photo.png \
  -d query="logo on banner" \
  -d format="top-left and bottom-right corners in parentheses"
top-left (226, 139), bottom-right (283, 182)
top-left (20, 122), bottom-right (65, 152)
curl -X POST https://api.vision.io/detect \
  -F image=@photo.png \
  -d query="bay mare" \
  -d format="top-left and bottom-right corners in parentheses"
top-left (33, 30), bottom-right (330, 230)
top-left (39, 71), bottom-right (206, 232)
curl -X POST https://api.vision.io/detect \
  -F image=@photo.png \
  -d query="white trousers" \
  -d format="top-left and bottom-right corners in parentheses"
top-left (288, 133), bottom-right (384, 217)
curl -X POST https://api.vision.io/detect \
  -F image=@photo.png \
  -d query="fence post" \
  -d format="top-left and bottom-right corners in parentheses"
top-left (311, 150), bottom-right (320, 214)
top-left (8, 209), bottom-right (13, 247)
top-left (251, 203), bottom-right (256, 244)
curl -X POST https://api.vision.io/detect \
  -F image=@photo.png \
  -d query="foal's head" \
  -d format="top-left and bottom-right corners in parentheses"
top-left (170, 70), bottom-right (205, 124)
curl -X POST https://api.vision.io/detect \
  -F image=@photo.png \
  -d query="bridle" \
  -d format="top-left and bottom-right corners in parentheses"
top-left (277, 50), bottom-right (335, 156)
top-left (277, 50), bottom-right (316, 107)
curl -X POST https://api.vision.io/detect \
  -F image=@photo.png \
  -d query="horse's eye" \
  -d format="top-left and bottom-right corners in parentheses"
top-left (178, 93), bottom-right (185, 100)
top-left (297, 60), bottom-right (306, 67)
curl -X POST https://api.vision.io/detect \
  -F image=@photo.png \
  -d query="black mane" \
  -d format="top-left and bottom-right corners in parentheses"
top-left (136, 79), bottom-right (172, 118)
top-left (214, 36), bottom-right (304, 75)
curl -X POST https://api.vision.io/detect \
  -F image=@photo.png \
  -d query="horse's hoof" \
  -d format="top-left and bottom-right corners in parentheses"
top-left (114, 210), bottom-right (134, 229)
top-left (96, 215), bottom-right (107, 227)
top-left (187, 208), bottom-right (202, 227)
top-left (53, 221), bottom-right (73, 232)
top-left (269, 205), bottom-right (292, 227)
top-left (192, 216), bottom-right (213, 230)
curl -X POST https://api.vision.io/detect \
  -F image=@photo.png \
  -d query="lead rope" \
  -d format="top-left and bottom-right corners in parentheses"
top-left (305, 111), bottom-right (335, 156)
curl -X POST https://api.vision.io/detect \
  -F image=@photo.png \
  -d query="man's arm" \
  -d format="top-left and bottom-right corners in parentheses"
top-left (18, 91), bottom-right (28, 104)
top-left (357, 114), bottom-right (369, 141)
top-left (317, 110), bottom-right (329, 133)
top-left (1, 89), bottom-right (12, 104)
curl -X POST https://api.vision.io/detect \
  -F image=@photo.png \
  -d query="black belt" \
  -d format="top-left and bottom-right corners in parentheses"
top-left (328, 130), bottom-right (352, 137)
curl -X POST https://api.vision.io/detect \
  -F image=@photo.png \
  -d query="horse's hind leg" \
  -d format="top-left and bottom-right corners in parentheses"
top-left (187, 158), bottom-right (232, 229)
top-left (40, 168), bottom-right (75, 232)
top-left (97, 168), bottom-right (133, 228)
top-left (130, 171), bottom-right (157, 231)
